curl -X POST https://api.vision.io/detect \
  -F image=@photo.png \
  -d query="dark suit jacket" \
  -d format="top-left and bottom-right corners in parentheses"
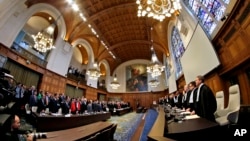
top-left (37, 98), bottom-right (46, 113)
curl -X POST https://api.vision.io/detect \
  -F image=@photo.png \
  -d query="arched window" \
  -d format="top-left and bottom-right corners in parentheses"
top-left (183, 0), bottom-right (230, 35)
top-left (170, 26), bottom-right (185, 79)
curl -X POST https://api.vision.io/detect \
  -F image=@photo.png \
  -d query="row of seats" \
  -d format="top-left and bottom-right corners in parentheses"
top-left (84, 123), bottom-right (117, 141)
top-left (214, 84), bottom-right (240, 126)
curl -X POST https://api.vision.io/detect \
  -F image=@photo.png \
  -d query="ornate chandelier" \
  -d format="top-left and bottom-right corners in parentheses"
top-left (110, 74), bottom-right (120, 89)
top-left (86, 62), bottom-right (101, 80)
top-left (136, 0), bottom-right (182, 21)
top-left (148, 79), bottom-right (160, 87)
top-left (32, 24), bottom-right (56, 53)
top-left (147, 47), bottom-right (165, 78)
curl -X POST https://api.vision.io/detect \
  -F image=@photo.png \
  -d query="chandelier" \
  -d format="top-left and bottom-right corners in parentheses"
top-left (32, 23), bottom-right (56, 53)
top-left (86, 62), bottom-right (101, 80)
top-left (110, 74), bottom-right (120, 89)
top-left (147, 47), bottom-right (165, 78)
top-left (148, 79), bottom-right (160, 87)
top-left (136, 0), bottom-right (182, 21)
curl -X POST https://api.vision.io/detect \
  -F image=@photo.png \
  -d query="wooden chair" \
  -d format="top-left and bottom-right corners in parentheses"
top-left (109, 123), bottom-right (117, 141)
top-left (96, 128), bottom-right (111, 141)
top-left (83, 133), bottom-right (100, 141)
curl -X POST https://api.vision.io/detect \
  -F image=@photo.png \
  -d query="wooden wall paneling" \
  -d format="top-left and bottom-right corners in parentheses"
top-left (141, 94), bottom-right (148, 107)
top-left (238, 70), bottom-right (250, 104)
top-left (0, 44), bottom-right (8, 55)
top-left (177, 75), bottom-right (185, 89)
top-left (86, 86), bottom-right (98, 100)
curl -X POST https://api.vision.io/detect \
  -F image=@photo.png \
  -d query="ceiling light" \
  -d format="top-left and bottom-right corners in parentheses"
top-left (110, 74), bottom-right (120, 89)
top-left (86, 62), bottom-right (101, 80)
top-left (32, 24), bottom-right (55, 53)
top-left (136, 0), bottom-right (182, 21)
top-left (32, 15), bottom-right (62, 53)
top-left (147, 47), bottom-right (165, 78)
top-left (148, 79), bottom-right (160, 87)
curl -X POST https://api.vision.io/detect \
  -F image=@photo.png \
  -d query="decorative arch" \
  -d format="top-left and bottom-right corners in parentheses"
top-left (99, 59), bottom-right (110, 89)
top-left (26, 3), bottom-right (66, 39)
top-left (99, 59), bottom-right (110, 76)
top-left (71, 39), bottom-right (95, 67)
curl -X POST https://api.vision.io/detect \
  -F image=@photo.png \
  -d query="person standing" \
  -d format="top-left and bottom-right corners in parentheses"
top-left (185, 81), bottom-right (197, 112)
top-left (193, 75), bottom-right (217, 122)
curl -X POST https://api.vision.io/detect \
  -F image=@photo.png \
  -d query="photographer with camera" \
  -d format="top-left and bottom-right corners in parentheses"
top-left (5, 115), bottom-right (33, 141)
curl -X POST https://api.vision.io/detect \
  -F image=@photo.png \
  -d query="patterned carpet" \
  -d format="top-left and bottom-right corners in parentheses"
top-left (140, 109), bottom-right (158, 141)
top-left (107, 112), bottom-right (144, 141)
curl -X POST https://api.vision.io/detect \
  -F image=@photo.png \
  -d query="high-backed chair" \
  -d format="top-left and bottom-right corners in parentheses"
top-left (214, 91), bottom-right (225, 117)
top-left (215, 84), bottom-right (240, 126)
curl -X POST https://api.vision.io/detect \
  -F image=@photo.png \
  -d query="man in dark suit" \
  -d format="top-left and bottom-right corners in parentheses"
top-left (80, 98), bottom-right (88, 113)
top-left (193, 75), bottom-right (217, 122)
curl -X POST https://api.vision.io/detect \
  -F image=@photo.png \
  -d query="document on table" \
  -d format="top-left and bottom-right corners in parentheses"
top-left (180, 111), bottom-right (191, 115)
top-left (184, 115), bottom-right (200, 120)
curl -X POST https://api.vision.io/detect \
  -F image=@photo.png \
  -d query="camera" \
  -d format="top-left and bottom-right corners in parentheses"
top-left (32, 132), bottom-right (47, 140)
top-left (0, 68), bottom-right (15, 107)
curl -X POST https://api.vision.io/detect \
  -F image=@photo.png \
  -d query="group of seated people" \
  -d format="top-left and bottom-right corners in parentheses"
top-left (158, 75), bottom-right (217, 122)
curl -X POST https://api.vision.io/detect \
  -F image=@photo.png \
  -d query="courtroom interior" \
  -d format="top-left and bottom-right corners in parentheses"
top-left (0, 0), bottom-right (250, 141)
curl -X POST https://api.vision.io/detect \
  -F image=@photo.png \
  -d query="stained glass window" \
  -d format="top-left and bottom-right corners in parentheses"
top-left (183, 0), bottom-right (230, 35)
top-left (170, 27), bottom-right (185, 79)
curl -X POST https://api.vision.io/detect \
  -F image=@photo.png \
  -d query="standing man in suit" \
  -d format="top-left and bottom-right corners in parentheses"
top-left (194, 75), bottom-right (217, 122)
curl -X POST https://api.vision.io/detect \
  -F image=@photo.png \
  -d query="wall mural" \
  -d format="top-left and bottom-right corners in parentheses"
top-left (126, 64), bottom-right (148, 92)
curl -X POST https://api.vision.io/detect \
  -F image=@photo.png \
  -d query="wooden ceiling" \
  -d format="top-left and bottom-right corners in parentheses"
top-left (25, 0), bottom-right (174, 74)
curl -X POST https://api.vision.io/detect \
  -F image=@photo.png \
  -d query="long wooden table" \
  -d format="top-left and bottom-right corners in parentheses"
top-left (147, 106), bottom-right (176, 141)
top-left (148, 106), bottom-right (219, 141)
top-left (165, 109), bottom-right (219, 140)
top-left (32, 112), bottom-right (111, 132)
top-left (36, 121), bottom-right (113, 141)
top-left (115, 107), bottom-right (132, 116)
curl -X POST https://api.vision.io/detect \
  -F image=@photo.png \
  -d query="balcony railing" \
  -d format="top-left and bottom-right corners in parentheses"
top-left (11, 42), bottom-right (47, 68)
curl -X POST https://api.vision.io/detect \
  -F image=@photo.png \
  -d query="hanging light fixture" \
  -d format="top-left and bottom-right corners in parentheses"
top-left (136, 0), bottom-right (182, 21)
top-left (148, 79), bottom-right (160, 87)
top-left (86, 62), bottom-right (101, 80)
top-left (110, 74), bottom-right (120, 89)
top-left (32, 15), bottom-right (62, 53)
top-left (147, 47), bottom-right (165, 78)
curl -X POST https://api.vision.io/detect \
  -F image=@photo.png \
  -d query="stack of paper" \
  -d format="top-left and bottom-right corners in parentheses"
top-left (184, 115), bottom-right (200, 120)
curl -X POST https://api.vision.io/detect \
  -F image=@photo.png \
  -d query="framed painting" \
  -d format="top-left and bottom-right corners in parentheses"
top-left (126, 64), bottom-right (148, 92)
